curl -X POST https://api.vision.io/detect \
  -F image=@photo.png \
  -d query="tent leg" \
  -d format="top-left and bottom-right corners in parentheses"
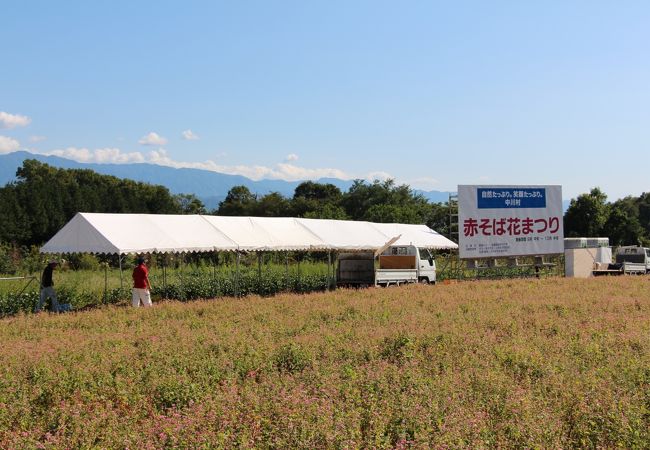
top-left (118, 255), bottom-right (123, 289)
top-left (180, 253), bottom-right (185, 300)
top-left (332, 251), bottom-right (337, 289)
top-left (235, 252), bottom-right (240, 298)
top-left (163, 257), bottom-right (167, 300)
top-left (327, 251), bottom-right (332, 291)
top-left (257, 252), bottom-right (262, 294)
top-left (285, 253), bottom-right (289, 291)
top-left (214, 251), bottom-right (220, 297)
top-left (103, 263), bottom-right (108, 305)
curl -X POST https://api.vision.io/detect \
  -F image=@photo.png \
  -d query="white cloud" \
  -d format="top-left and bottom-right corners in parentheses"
top-left (410, 176), bottom-right (440, 190)
top-left (17, 146), bottom-right (397, 185)
top-left (274, 163), bottom-right (350, 181)
top-left (181, 129), bottom-right (199, 140)
top-left (0, 111), bottom-right (31, 129)
top-left (28, 135), bottom-right (47, 143)
top-left (138, 132), bottom-right (168, 146)
top-left (142, 149), bottom-right (355, 181)
top-left (285, 153), bottom-right (299, 162)
top-left (366, 171), bottom-right (393, 182)
top-left (0, 135), bottom-right (20, 153)
top-left (45, 147), bottom-right (146, 164)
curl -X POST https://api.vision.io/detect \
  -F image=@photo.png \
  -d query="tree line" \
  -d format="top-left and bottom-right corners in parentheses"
top-left (1, 160), bottom-right (648, 252)
top-left (0, 160), bottom-right (450, 249)
top-left (564, 187), bottom-right (650, 246)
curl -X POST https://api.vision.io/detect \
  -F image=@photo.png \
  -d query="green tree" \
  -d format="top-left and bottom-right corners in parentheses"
top-left (174, 194), bottom-right (207, 214)
top-left (637, 192), bottom-right (650, 240)
top-left (217, 186), bottom-right (257, 216)
top-left (294, 181), bottom-right (342, 202)
top-left (563, 187), bottom-right (610, 237)
top-left (302, 203), bottom-right (348, 220)
top-left (254, 192), bottom-right (291, 217)
top-left (0, 160), bottom-right (182, 246)
top-left (603, 198), bottom-right (644, 246)
top-left (291, 181), bottom-right (345, 219)
top-left (423, 202), bottom-right (451, 237)
top-left (341, 179), bottom-right (431, 224)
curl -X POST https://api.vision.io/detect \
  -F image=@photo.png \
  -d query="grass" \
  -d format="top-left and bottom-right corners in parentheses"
top-left (0, 276), bottom-right (649, 448)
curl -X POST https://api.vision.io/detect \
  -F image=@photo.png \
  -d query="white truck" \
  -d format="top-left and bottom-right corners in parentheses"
top-left (614, 246), bottom-right (650, 274)
top-left (337, 245), bottom-right (436, 287)
top-left (593, 246), bottom-right (650, 276)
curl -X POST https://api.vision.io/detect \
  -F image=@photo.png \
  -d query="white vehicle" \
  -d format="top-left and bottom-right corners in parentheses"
top-left (615, 246), bottom-right (650, 274)
top-left (337, 245), bottom-right (436, 287)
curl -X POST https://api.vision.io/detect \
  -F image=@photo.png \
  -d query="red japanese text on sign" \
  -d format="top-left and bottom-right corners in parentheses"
top-left (463, 216), bottom-right (560, 237)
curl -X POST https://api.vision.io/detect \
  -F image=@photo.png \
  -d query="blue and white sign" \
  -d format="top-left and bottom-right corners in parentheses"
top-left (458, 185), bottom-right (564, 259)
top-left (477, 188), bottom-right (546, 209)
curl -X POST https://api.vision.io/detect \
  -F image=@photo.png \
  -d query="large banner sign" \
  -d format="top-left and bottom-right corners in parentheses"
top-left (458, 185), bottom-right (564, 259)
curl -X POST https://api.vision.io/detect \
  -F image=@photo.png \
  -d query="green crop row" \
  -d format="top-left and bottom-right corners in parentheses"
top-left (0, 269), bottom-right (330, 317)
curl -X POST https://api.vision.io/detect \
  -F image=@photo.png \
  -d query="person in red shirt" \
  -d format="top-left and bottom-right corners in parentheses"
top-left (132, 256), bottom-right (152, 307)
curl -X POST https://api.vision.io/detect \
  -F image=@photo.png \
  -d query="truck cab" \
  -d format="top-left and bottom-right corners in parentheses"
top-left (336, 245), bottom-right (437, 287)
top-left (380, 245), bottom-right (436, 284)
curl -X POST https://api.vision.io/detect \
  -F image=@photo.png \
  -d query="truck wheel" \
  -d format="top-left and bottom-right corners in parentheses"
top-left (419, 277), bottom-right (429, 284)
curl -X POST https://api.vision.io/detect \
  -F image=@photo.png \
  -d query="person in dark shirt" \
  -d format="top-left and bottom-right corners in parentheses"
top-left (132, 256), bottom-right (152, 307)
top-left (35, 260), bottom-right (60, 313)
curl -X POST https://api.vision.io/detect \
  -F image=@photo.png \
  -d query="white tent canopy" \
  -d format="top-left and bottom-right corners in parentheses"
top-left (41, 212), bottom-right (458, 255)
top-left (202, 216), bottom-right (326, 252)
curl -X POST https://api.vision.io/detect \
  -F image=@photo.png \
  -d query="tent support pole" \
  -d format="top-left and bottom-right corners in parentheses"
top-left (180, 253), bottom-right (185, 300)
top-left (235, 252), bottom-right (240, 298)
top-left (214, 251), bottom-right (220, 297)
top-left (118, 255), bottom-right (123, 289)
top-left (327, 251), bottom-right (332, 291)
top-left (164, 255), bottom-right (168, 299)
top-left (257, 252), bottom-right (262, 293)
top-left (285, 253), bottom-right (289, 291)
top-left (103, 263), bottom-right (108, 305)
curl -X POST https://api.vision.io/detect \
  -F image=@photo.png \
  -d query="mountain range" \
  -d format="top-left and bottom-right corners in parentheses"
top-left (0, 151), bottom-right (453, 209)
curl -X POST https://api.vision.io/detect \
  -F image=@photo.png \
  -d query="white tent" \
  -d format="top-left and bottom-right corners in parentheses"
top-left (41, 212), bottom-right (458, 255)
top-left (202, 216), bottom-right (326, 252)
top-left (40, 213), bottom-right (237, 254)
top-left (295, 218), bottom-right (398, 251)
top-left (370, 223), bottom-right (454, 249)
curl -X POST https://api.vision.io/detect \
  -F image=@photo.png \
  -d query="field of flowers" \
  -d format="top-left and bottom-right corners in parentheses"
top-left (0, 276), bottom-right (648, 448)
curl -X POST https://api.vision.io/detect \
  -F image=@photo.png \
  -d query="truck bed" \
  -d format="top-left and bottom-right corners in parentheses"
top-left (622, 262), bottom-right (647, 274)
top-left (592, 262), bottom-right (647, 276)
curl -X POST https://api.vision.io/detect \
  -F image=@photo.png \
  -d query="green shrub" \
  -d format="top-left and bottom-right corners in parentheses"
top-left (153, 379), bottom-right (202, 410)
top-left (380, 334), bottom-right (416, 364)
top-left (67, 254), bottom-right (100, 271)
top-left (273, 343), bottom-right (311, 373)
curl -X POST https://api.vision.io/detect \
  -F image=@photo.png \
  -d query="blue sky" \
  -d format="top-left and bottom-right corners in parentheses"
top-left (1, 1), bottom-right (649, 200)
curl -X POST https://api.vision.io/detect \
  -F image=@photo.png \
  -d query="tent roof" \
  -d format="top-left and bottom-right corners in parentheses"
top-left (41, 213), bottom-right (458, 254)
top-left (371, 223), bottom-right (456, 249)
top-left (202, 216), bottom-right (326, 251)
top-left (295, 218), bottom-right (395, 251)
top-left (40, 213), bottom-right (237, 254)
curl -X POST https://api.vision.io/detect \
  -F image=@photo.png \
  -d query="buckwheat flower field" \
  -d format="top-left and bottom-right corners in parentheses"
top-left (1, 276), bottom-right (648, 448)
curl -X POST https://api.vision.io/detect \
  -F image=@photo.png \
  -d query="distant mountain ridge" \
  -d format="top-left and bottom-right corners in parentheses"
top-left (0, 152), bottom-right (453, 208)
